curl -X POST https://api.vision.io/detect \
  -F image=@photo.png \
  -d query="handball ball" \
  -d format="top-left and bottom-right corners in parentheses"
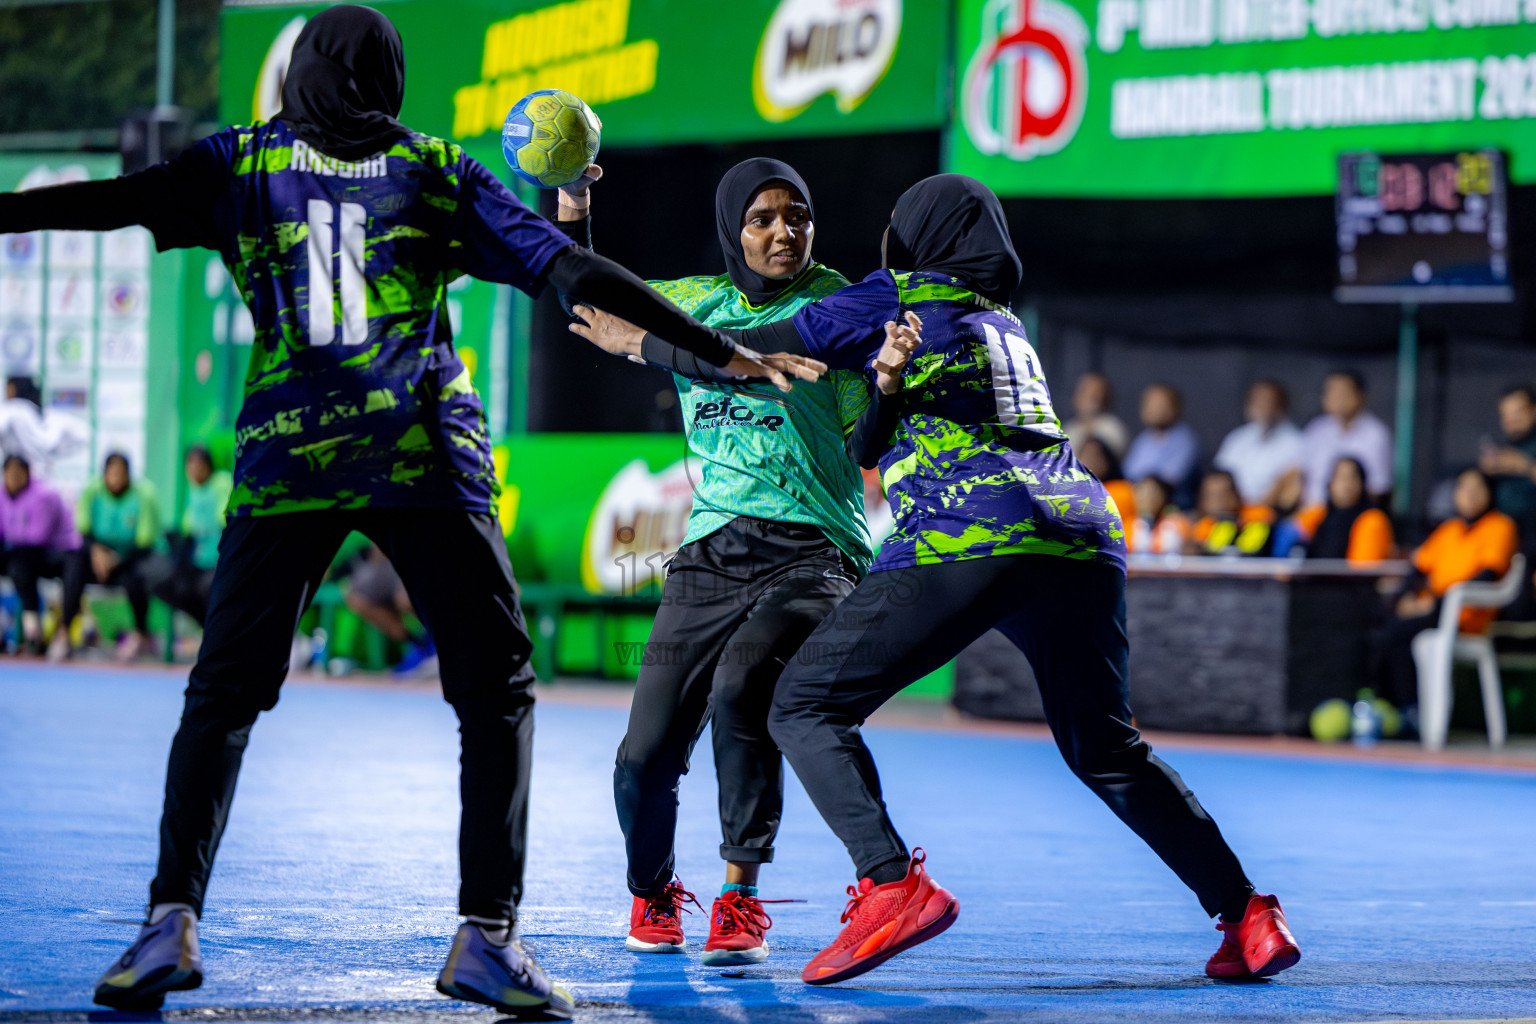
top-left (1309, 698), bottom-right (1352, 743)
top-left (502, 89), bottom-right (601, 189)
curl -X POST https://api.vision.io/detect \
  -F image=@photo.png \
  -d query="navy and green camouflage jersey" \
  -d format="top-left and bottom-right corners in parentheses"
top-left (144, 119), bottom-right (572, 517)
top-left (651, 264), bottom-right (874, 572)
top-left (791, 269), bottom-right (1126, 573)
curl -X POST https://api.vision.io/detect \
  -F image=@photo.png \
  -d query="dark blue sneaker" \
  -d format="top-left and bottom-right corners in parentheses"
top-left (392, 636), bottom-right (438, 678)
top-left (437, 923), bottom-right (573, 1018)
top-left (94, 908), bottom-right (203, 1009)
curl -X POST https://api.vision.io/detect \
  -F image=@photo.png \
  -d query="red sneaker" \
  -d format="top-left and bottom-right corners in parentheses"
top-left (700, 891), bottom-right (780, 966)
top-left (801, 849), bottom-right (958, 986)
top-left (1205, 894), bottom-right (1301, 979)
top-left (625, 879), bottom-right (701, 953)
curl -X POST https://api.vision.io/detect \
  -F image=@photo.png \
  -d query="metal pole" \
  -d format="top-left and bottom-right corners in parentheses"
top-left (1392, 302), bottom-right (1418, 518)
top-left (156, 0), bottom-right (175, 109)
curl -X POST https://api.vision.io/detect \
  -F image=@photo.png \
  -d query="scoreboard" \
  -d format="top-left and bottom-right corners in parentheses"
top-left (1335, 150), bottom-right (1512, 304)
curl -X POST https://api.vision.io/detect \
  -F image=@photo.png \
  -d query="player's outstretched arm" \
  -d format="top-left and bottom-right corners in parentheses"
top-left (568, 303), bottom-right (825, 393)
top-left (0, 177), bottom-right (150, 234)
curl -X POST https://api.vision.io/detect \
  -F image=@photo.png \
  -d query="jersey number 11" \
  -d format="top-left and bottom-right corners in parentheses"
top-left (306, 199), bottom-right (368, 346)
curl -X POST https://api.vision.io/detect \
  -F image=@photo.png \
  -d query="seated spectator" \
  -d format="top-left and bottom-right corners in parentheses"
top-left (1074, 435), bottom-right (1136, 523)
top-left (1277, 457), bottom-right (1395, 561)
top-left (0, 375), bottom-right (89, 484)
top-left (1187, 469), bottom-right (1273, 556)
top-left (1064, 371), bottom-right (1129, 458)
top-left (1478, 383), bottom-right (1536, 539)
top-left (1301, 369), bottom-right (1392, 507)
top-left (344, 543), bottom-right (437, 677)
top-left (1123, 383), bottom-right (1199, 506)
top-left (1, 455), bottom-right (84, 658)
top-left (1213, 380), bottom-right (1305, 506)
top-left (77, 452), bottom-right (160, 661)
top-left (1129, 475), bottom-right (1188, 554)
top-left (149, 444), bottom-right (232, 627)
top-left (1372, 468), bottom-right (1519, 715)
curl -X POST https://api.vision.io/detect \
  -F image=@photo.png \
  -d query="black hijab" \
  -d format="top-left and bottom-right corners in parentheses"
top-left (276, 6), bottom-right (410, 162)
top-left (715, 158), bottom-right (814, 307)
top-left (885, 174), bottom-right (1022, 304)
top-left (1309, 457), bottom-right (1371, 559)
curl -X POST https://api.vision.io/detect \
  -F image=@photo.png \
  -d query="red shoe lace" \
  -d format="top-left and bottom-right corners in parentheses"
top-left (714, 895), bottom-right (772, 937)
top-left (643, 880), bottom-right (702, 928)
top-left (842, 848), bottom-right (922, 924)
top-left (712, 894), bottom-right (801, 937)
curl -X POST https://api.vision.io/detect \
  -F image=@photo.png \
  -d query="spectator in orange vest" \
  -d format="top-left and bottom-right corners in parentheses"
top-left (1373, 468), bottom-right (1519, 715)
top-left (1188, 470), bottom-right (1273, 556)
top-left (1128, 475), bottom-right (1187, 555)
top-left (1290, 457), bottom-right (1395, 562)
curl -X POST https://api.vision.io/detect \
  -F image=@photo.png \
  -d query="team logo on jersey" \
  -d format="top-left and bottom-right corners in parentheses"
top-left (962, 0), bottom-right (1088, 162)
top-left (253, 16), bottom-right (306, 123)
top-left (753, 0), bottom-right (901, 123)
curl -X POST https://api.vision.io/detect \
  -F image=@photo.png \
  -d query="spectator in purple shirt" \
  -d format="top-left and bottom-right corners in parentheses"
top-left (2, 454), bottom-right (85, 658)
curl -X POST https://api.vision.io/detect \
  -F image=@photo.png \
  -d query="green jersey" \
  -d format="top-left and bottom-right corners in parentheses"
top-left (650, 264), bottom-right (873, 572)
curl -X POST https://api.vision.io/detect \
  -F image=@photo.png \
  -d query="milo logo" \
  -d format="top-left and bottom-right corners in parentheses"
top-left (753, 0), bottom-right (902, 123)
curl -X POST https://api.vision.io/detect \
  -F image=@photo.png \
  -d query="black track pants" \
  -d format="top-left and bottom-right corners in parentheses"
top-left (614, 517), bottom-right (856, 898)
top-left (767, 553), bottom-right (1253, 918)
top-left (147, 508), bottom-right (537, 923)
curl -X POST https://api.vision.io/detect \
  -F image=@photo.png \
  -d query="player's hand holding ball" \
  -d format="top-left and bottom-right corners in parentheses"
top-left (873, 311), bottom-right (922, 395)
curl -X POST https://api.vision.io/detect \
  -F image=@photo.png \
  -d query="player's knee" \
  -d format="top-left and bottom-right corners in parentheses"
top-left (614, 739), bottom-right (687, 791)
top-left (1059, 736), bottom-right (1149, 783)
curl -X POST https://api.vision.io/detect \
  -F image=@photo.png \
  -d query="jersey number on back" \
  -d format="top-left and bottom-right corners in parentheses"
top-left (982, 322), bottom-right (1044, 428)
top-left (306, 200), bottom-right (367, 346)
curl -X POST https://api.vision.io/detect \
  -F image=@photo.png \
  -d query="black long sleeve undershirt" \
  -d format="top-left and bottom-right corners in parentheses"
top-left (847, 386), bottom-right (904, 469)
top-left (0, 178), bottom-right (737, 367)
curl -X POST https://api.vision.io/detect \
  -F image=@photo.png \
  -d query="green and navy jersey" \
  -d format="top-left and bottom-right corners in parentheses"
top-left (143, 120), bottom-right (572, 517)
top-left (792, 270), bottom-right (1126, 573)
top-left (651, 264), bottom-right (874, 572)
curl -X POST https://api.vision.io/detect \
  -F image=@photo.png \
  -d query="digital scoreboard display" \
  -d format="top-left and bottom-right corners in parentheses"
top-left (1335, 150), bottom-right (1512, 304)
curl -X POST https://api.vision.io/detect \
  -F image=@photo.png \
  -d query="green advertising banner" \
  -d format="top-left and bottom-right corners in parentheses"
top-left (220, 0), bottom-right (948, 155)
top-left (0, 153), bottom-right (182, 510)
top-left (949, 0), bottom-right (1536, 197)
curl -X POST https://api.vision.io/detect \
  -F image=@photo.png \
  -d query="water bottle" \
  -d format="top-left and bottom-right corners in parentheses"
top-left (1351, 691), bottom-right (1382, 748)
top-left (309, 627), bottom-right (328, 669)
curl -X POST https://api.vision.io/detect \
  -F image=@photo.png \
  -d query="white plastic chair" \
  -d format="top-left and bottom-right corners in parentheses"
top-left (1410, 553), bottom-right (1526, 751)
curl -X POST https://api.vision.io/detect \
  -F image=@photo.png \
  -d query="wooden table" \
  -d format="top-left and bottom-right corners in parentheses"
top-left (952, 557), bottom-right (1412, 735)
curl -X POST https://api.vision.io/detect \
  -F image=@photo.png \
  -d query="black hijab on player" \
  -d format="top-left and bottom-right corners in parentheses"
top-left (276, 5), bottom-right (411, 162)
top-left (715, 158), bottom-right (815, 307)
top-left (885, 173), bottom-right (1022, 305)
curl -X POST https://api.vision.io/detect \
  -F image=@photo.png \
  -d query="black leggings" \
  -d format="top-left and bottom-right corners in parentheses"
top-left (148, 509), bottom-right (537, 923)
top-left (6, 545), bottom-right (86, 625)
top-left (614, 517), bottom-right (856, 898)
top-left (768, 553), bottom-right (1253, 918)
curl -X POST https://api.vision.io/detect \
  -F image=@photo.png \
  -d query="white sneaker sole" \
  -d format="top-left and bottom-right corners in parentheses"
top-left (626, 935), bottom-right (686, 953)
top-left (437, 979), bottom-right (573, 1020)
top-left (700, 944), bottom-right (768, 966)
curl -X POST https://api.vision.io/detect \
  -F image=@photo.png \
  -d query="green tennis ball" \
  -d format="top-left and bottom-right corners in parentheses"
top-left (1310, 698), bottom-right (1352, 743)
top-left (1373, 698), bottom-right (1403, 738)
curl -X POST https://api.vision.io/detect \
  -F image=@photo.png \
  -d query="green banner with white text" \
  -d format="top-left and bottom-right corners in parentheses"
top-left (949, 0), bottom-right (1536, 197)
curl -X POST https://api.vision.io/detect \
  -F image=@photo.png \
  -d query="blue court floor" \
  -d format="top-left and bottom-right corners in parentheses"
top-left (2, 663), bottom-right (1535, 1023)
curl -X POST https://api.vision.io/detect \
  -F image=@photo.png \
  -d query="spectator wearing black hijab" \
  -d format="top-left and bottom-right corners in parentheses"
top-left (712, 174), bottom-right (1300, 988)
top-left (561, 157), bottom-right (876, 965)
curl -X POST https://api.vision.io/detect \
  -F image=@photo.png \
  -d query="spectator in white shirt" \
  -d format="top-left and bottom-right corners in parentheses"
top-left (1213, 380), bottom-right (1305, 506)
top-left (1300, 370), bottom-right (1393, 507)
top-left (1064, 371), bottom-right (1130, 458)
